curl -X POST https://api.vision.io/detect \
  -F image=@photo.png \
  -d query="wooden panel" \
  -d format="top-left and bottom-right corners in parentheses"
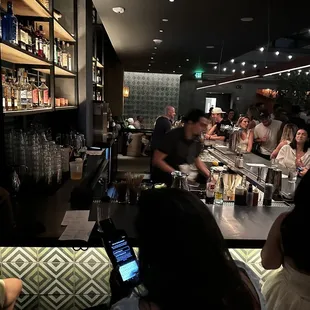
top-left (1, 0), bottom-right (51, 17)
top-left (34, 65), bottom-right (75, 76)
top-left (0, 42), bottom-right (51, 65)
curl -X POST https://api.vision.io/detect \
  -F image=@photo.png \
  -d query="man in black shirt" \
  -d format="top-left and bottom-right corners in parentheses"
top-left (152, 109), bottom-right (210, 186)
top-left (205, 107), bottom-right (232, 141)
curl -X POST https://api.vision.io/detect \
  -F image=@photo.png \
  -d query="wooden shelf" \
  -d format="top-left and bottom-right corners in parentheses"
top-left (35, 19), bottom-right (76, 42)
top-left (34, 65), bottom-right (76, 76)
top-left (92, 57), bottom-right (104, 68)
top-left (0, 41), bottom-right (51, 65)
top-left (1, 0), bottom-right (51, 18)
top-left (55, 106), bottom-right (77, 110)
top-left (4, 107), bottom-right (53, 116)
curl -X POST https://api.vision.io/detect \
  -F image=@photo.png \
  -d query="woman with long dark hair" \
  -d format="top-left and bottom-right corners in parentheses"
top-left (261, 169), bottom-right (310, 309)
top-left (111, 189), bottom-right (265, 310)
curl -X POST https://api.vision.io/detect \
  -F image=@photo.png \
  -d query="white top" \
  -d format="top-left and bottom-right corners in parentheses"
top-left (237, 130), bottom-right (251, 152)
top-left (276, 145), bottom-right (310, 169)
top-left (254, 120), bottom-right (282, 155)
top-left (134, 121), bottom-right (141, 129)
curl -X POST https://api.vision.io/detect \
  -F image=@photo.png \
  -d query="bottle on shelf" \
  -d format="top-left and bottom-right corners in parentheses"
top-left (206, 171), bottom-right (215, 204)
top-left (25, 20), bottom-right (35, 54)
top-left (97, 70), bottom-right (101, 84)
top-left (29, 77), bottom-right (39, 108)
top-left (92, 61), bottom-right (96, 82)
top-left (57, 38), bottom-right (62, 66)
top-left (40, 25), bottom-right (49, 60)
top-left (253, 187), bottom-right (259, 207)
top-left (35, 24), bottom-right (44, 58)
top-left (246, 183), bottom-right (253, 207)
top-left (18, 22), bottom-right (28, 50)
top-left (61, 41), bottom-right (68, 69)
top-left (2, 73), bottom-right (10, 111)
top-left (20, 71), bottom-right (32, 110)
top-left (38, 78), bottom-right (49, 108)
top-left (239, 154), bottom-right (244, 168)
top-left (2, 1), bottom-right (18, 44)
top-left (7, 73), bottom-right (16, 111)
top-left (14, 70), bottom-right (22, 110)
top-left (67, 43), bottom-right (72, 71)
top-left (214, 172), bottom-right (224, 205)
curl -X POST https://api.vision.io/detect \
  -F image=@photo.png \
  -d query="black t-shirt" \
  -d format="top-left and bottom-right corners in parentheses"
top-left (152, 127), bottom-right (201, 185)
top-left (151, 116), bottom-right (172, 150)
top-left (214, 119), bottom-right (233, 141)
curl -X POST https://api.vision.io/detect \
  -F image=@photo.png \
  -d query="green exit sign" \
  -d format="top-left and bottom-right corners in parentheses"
top-left (194, 72), bottom-right (203, 79)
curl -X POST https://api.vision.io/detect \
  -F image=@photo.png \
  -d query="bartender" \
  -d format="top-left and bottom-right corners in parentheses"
top-left (152, 109), bottom-right (210, 186)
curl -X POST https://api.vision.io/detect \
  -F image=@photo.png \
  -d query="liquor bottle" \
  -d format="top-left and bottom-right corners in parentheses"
top-left (25, 20), bottom-right (34, 53)
top-left (214, 172), bottom-right (224, 205)
top-left (57, 38), bottom-right (62, 66)
top-left (92, 61), bottom-right (96, 82)
top-left (40, 26), bottom-right (47, 59)
top-left (62, 41), bottom-right (68, 69)
top-left (2, 1), bottom-right (18, 44)
top-left (18, 22), bottom-right (28, 50)
top-left (14, 70), bottom-right (22, 110)
top-left (97, 70), bottom-right (101, 84)
top-left (67, 43), bottom-right (72, 71)
top-left (1, 73), bottom-right (9, 111)
top-left (235, 175), bottom-right (247, 206)
top-left (54, 39), bottom-right (58, 63)
top-left (38, 78), bottom-right (49, 107)
top-left (35, 25), bottom-right (44, 58)
top-left (20, 71), bottom-right (32, 110)
top-left (205, 171), bottom-right (215, 204)
top-left (29, 77), bottom-right (39, 108)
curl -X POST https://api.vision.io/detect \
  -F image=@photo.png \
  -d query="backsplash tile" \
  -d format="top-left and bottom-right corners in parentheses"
top-left (38, 247), bottom-right (74, 263)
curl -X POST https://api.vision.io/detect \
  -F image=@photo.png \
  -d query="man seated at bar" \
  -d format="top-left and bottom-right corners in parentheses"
top-left (152, 109), bottom-right (210, 186)
top-left (205, 107), bottom-right (232, 141)
top-left (254, 110), bottom-right (282, 159)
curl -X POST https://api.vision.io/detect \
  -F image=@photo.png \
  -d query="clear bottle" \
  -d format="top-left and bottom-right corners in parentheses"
top-left (246, 184), bottom-right (253, 207)
top-left (206, 171), bottom-right (215, 204)
top-left (14, 70), bottom-right (22, 110)
top-left (29, 77), bottom-right (39, 108)
top-left (20, 71), bottom-right (32, 109)
top-left (57, 38), bottom-right (62, 66)
top-left (214, 172), bottom-right (224, 205)
top-left (62, 41), bottom-right (68, 69)
top-left (25, 20), bottom-right (35, 53)
top-left (53, 39), bottom-right (57, 63)
top-left (2, 1), bottom-right (18, 44)
top-left (2, 73), bottom-right (9, 111)
top-left (38, 78), bottom-right (49, 107)
top-left (35, 24), bottom-right (44, 58)
top-left (18, 21), bottom-right (28, 50)
top-left (239, 154), bottom-right (244, 168)
top-left (67, 43), bottom-right (72, 71)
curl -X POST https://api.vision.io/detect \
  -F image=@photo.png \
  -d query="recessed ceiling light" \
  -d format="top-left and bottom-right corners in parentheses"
top-left (259, 47), bottom-right (264, 52)
top-left (241, 70), bottom-right (245, 74)
top-left (288, 55), bottom-right (293, 59)
top-left (173, 70), bottom-right (175, 73)
top-left (153, 39), bottom-right (162, 45)
top-left (306, 72), bottom-right (309, 75)
top-left (214, 66), bottom-right (217, 70)
top-left (287, 72), bottom-right (291, 76)
top-left (241, 17), bottom-right (253, 22)
top-left (151, 57), bottom-right (154, 59)
top-left (154, 46), bottom-right (157, 49)
top-left (112, 7), bottom-right (125, 14)
top-left (298, 69), bottom-right (302, 72)
top-left (169, 0), bottom-right (174, 2)
top-left (223, 67), bottom-right (227, 71)
top-left (241, 62), bottom-right (246, 66)
top-left (162, 18), bottom-right (168, 22)
top-left (230, 59), bottom-right (234, 63)
top-left (232, 69), bottom-right (236, 73)
top-left (147, 69), bottom-right (150, 72)
top-left (206, 46), bottom-right (214, 49)
top-left (178, 65), bottom-right (181, 68)
top-left (186, 58), bottom-right (189, 61)
top-left (159, 29), bottom-right (164, 33)
top-left (275, 51), bottom-right (280, 56)
top-left (207, 62), bottom-right (218, 65)
top-left (253, 64), bottom-right (257, 68)
top-left (265, 66), bottom-right (268, 68)
top-left (149, 64), bottom-right (151, 66)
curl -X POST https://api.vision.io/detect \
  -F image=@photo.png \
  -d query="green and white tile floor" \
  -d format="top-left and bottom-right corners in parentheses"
top-left (0, 247), bottom-right (280, 309)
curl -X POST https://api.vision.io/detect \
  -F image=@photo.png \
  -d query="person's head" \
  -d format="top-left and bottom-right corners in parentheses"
top-left (211, 107), bottom-right (225, 123)
top-left (280, 123), bottom-right (297, 143)
top-left (165, 106), bottom-right (176, 120)
top-left (137, 188), bottom-right (256, 310)
top-left (255, 102), bottom-right (264, 112)
top-left (227, 109), bottom-right (235, 121)
top-left (247, 105), bottom-right (260, 121)
top-left (290, 129), bottom-right (309, 152)
top-left (237, 116), bottom-right (250, 130)
top-left (127, 118), bottom-right (134, 125)
top-left (259, 110), bottom-right (272, 127)
top-left (183, 109), bottom-right (208, 136)
top-left (137, 116), bottom-right (143, 123)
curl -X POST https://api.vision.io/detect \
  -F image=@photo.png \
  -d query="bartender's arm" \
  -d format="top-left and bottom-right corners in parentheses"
top-left (195, 157), bottom-right (210, 177)
top-left (152, 150), bottom-right (175, 174)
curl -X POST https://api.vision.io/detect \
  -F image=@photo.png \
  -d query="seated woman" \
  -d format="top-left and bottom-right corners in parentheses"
top-left (276, 129), bottom-right (310, 177)
top-left (270, 123), bottom-right (297, 159)
top-left (236, 116), bottom-right (254, 153)
top-left (261, 169), bottom-right (310, 310)
top-left (0, 278), bottom-right (22, 310)
top-left (110, 188), bottom-right (265, 310)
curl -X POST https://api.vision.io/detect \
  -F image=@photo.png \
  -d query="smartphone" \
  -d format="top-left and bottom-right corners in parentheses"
top-left (102, 223), bottom-right (139, 284)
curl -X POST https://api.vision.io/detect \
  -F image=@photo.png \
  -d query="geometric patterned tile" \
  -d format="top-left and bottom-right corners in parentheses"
top-left (38, 263), bottom-right (75, 295)
top-left (1, 262), bottom-right (38, 294)
top-left (39, 295), bottom-right (74, 310)
top-left (0, 247), bottom-right (2, 263)
top-left (247, 263), bottom-right (282, 285)
top-left (38, 248), bottom-right (74, 263)
top-left (74, 263), bottom-right (111, 295)
top-left (74, 248), bottom-right (109, 264)
top-left (74, 295), bottom-right (110, 310)
top-left (15, 294), bottom-right (40, 310)
top-left (229, 249), bottom-right (248, 263)
top-left (247, 249), bottom-right (263, 264)
top-left (2, 247), bottom-right (37, 263)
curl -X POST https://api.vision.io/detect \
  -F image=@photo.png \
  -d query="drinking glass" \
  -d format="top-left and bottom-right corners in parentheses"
top-left (69, 161), bottom-right (84, 180)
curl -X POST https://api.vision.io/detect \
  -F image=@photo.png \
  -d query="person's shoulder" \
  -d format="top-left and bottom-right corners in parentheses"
top-left (111, 297), bottom-right (139, 310)
top-left (273, 119), bottom-right (282, 127)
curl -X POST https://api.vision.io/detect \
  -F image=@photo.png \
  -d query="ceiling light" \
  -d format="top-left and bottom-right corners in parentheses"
top-left (159, 29), bottom-right (164, 33)
top-left (287, 72), bottom-right (291, 76)
top-left (218, 75), bottom-right (259, 86)
top-left (279, 73), bottom-right (282, 76)
top-left (207, 62), bottom-right (218, 65)
top-left (151, 57), bottom-right (154, 60)
top-left (162, 18), bottom-right (168, 22)
top-left (112, 6), bottom-right (125, 14)
top-left (288, 55), bottom-right (293, 59)
top-left (265, 66), bottom-right (268, 68)
top-left (263, 64), bottom-right (310, 77)
top-left (186, 58), bottom-right (189, 61)
top-left (173, 70), bottom-right (175, 73)
top-left (154, 47), bottom-right (157, 49)
top-left (241, 17), bottom-right (253, 22)
top-left (149, 64), bottom-right (151, 66)
top-left (241, 70), bottom-right (245, 74)
top-left (259, 47), bottom-right (264, 52)
top-left (306, 72), bottom-right (310, 75)
top-left (147, 69), bottom-right (150, 72)
top-left (152, 52), bottom-right (156, 55)
top-left (230, 59), bottom-right (234, 63)
top-left (275, 51), bottom-right (280, 56)
top-left (298, 70), bottom-right (302, 74)
top-left (153, 39), bottom-right (162, 45)
top-left (197, 84), bottom-right (217, 90)
top-left (223, 67), bottom-right (227, 71)
top-left (253, 64), bottom-right (257, 68)
top-left (214, 66), bottom-right (217, 70)
top-left (241, 62), bottom-right (246, 66)
top-left (232, 69), bottom-right (236, 73)
top-left (206, 46), bottom-right (214, 49)
top-left (178, 65), bottom-right (181, 68)
top-left (169, 0), bottom-right (174, 2)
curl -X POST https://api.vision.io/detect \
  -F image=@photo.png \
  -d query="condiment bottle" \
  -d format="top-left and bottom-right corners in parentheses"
top-left (246, 184), bottom-right (253, 207)
top-left (239, 154), bottom-right (244, 168)
top-left (253, 187), bottom-right (259, 207)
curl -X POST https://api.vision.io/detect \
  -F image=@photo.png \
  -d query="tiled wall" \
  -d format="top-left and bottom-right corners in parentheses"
top-left (123, 72), bottom-right (181, 128)
top-left (0, 247), bottom-right (280, 309)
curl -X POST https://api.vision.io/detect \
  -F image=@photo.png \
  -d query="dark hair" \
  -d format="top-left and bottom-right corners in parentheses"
top-left (228, 109), bottom-right (235, 113)
top-left (183, 109), bottom-right (207, 123)
top-left (255, 102), bottom-right (264, 108)
top-left (281, 169), bottom-right (310, 272)
top-left (291, 105), bottom-right (301, 114)
top-left (289, 129), bottom-right (309, 152)
top-left (136, 189), bottom-right (256, 310)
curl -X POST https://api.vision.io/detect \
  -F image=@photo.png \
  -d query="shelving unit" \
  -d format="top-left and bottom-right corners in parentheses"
top-left (34, 65), bottom-right (76, 76)
top-left (3, 107), bottom-right (53, 116)
top-left (55, 105), bottom-right (77, 110)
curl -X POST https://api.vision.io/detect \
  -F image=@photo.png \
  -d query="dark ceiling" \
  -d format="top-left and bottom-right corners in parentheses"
top-left (93, 0), bottom-right (310, 76)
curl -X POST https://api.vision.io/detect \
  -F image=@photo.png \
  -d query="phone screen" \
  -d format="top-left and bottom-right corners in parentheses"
top-left (109, 236), bottom-right (139, 282)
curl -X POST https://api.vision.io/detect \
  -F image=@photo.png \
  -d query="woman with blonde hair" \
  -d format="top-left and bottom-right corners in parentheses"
top-left (270, 123), bottom-right (297, 159)
top-left (236, 116), bottom-right (254, 153)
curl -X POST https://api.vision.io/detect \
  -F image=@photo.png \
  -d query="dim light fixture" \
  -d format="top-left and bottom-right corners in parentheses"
top-left (306, 72), bottom-right (309, 75)
top-left (288, 55), bottom-right (293, 59)
top-left (218, 75), bottom-right (259, 86)
top-left (253, 64), bottom-right (257, 68)
top-left (214, 66), bottom-right (217, 70)
top-left (196, 84), bottom-right (217, 90)
top-left (275, 51), bottom-right (280, 56)
top-left (179, 65), bottom-right (181, 68)
top-left (241, 70), bottom-right (245, 74)
top-left (263, 64), bottom-right (310, 77)
top-left (159, 29), bottom-right (164, 33)
top-left (112, 6), bottom-right (125, 14)
top-left (223, 67), bottom-right (227, 71)
top-left (259, 47), bottom-right (264, 52)
top-left (162, 18), bottom-right (169, 22)
top-left (206, 45), bottom-right (214, 49)
top-left (287, 72), bottom-right (291, 76)
top-left (232, 69), bottom-right (236, 73)
top-left (241, 17), bottom-right (253, 22)
top-left (241, 62), bottom-right (246, 66)
top-left (230, 59), bottom-right (234, 63)
top-left (186, 58), bottom-right (189, 61)
top-left (123, 86), bottom-right (130, 97)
